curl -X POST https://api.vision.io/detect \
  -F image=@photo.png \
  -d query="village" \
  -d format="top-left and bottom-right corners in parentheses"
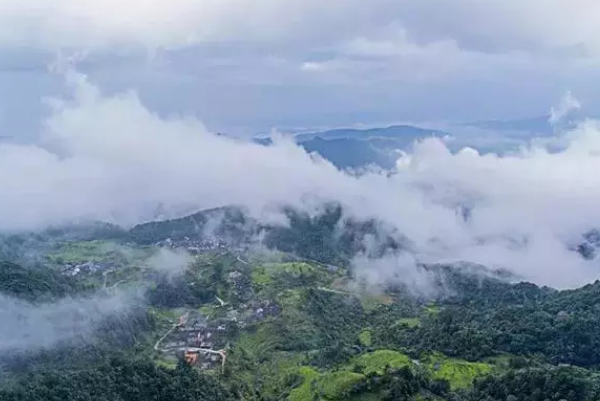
top-left (54, 234), bottom-right (242, 279)
top-left (155, 237), bottom-right (229, 254)
top-left (60, 260), bottom-right (114, 277)
top-left (154, 310), bottom-right (230, 370)
top-left (155, 235), bottom-right (249, 255)
top-left (154, 293), bottom-right (280, 371)
top-left (48, 234), bottom-right (282, 372)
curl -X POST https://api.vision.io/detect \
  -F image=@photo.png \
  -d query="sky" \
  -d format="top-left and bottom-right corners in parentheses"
top-left (1, 0), bottom-right (600, 138)
top-left (1, 1), bottom-right (600, 291)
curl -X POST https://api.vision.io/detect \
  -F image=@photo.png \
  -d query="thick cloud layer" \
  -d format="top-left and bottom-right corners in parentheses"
top-left (1, 70), bottom-right (600, 289)
top-left (1, 0), bottom-right (599, 56)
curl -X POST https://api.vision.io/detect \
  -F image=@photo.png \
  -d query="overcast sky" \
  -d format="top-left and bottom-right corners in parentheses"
top-left (1, 0), bottom-right (600, 138)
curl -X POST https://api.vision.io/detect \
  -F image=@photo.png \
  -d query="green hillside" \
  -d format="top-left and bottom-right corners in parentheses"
top-left (2, 212), bottom-right (600, 401)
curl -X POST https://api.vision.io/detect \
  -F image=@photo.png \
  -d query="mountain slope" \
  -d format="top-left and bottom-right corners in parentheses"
top-left (4, 208), bottom-right (600, 400)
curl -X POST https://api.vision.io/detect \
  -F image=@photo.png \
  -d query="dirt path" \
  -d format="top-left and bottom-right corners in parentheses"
top-left (317, 286), bottom-right (348, 295)
top-left (154, 313), bottom-right (189, 351)
top-left (102, 269), bottom-right (115, 288)
top-left (154, 312), bottom-right (227, 370)
top-left (154, 323), bottom-right (178, 351)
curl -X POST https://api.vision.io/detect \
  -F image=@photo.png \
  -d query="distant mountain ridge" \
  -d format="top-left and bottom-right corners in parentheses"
top-left (464, 111), bottom-right (585, 135)
top-left (255, 124), bottom-right (448, 170)
top-left (466, 115), bottom-right (555, 134)
top-left (294, 124), bottom-right (447, 142)
top-left (259, 113), bottom-right (589, 170)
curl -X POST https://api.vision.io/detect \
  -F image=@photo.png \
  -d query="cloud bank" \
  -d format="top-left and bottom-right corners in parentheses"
top-left (1, 70), bottom-right (600, 290)
top-left (1, 0), bottom-right (599, 57)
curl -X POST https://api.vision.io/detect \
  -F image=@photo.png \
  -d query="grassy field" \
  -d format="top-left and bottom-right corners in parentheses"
top-left (423, 352), bottom-right (492, 390)
top-left (350, 350), bottom-right (413, 375)
top-left (45, 240), bottom-right (153, 266)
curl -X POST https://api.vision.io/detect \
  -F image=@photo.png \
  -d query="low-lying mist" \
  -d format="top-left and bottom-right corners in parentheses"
top-left (0, 246), bottom-right (195, 358)
top-left (1, 68), bottom-right (600, 289)
top-left (0, 289), bottom-right (143, 355)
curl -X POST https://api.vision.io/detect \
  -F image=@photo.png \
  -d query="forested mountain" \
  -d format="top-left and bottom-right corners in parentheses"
top-left (2, 208), bottom-right (600, 400)
top-left (126, 203), bottom-right (407, 265)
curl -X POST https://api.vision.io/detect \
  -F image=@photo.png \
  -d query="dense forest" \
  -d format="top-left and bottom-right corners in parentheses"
top-left (0, 356), bottom-right (234, 401)
top-left (0, 260), bottom-right (83, 301)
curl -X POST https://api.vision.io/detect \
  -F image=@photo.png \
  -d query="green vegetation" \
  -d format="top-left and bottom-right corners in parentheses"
top-left (6, 211), bottom-right (600, 401)
top-left (423, 304), bottom-right (441, 315)
top-left (0, 260), bottom-right (84, 301)
top-left (251, 262), bottom-right (324, 295)
top-left (400, 276), bottom-right (600, 367)
top-left (320, 371), bottom-right (365, 398)
top-left (395, 317), bottom-right (421, 328)
top-left (45, 240), bottom-right (120, 264)
top-left (288, 366), bottom-right (321, 401)
top-left (467, 366), bottom-right (600, 401)
top-left (359, 293), bottom-right (394, 311)
top-left (127, 206), bottom-right (253, 246)
top-left (0, 357), bottom-right (234, 401)
top-left (423, 352), bottom-right (492, 390)
top-left (352, 351), bottom-right (413, 375)
top-left (359, 329), bottom-right (372, 346)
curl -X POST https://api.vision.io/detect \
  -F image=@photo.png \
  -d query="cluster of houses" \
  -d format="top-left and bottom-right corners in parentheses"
top-left (54, 234), bottom-right (285, 372)
top-left (160, 311), bottom-right (230, 370)
top-left (165, 313), bottom-right (227, 349)
top-left (224, 268), bottom-right (282, 322)
top-left (60, 261), bottom-right (113, 277)
top-left (226, 270), bottom-right (254, 303)
top-left (242, 299), bottom-right (280, 326)
top-left (155, 237), bottom-right (229, 254)
top-left (159, 295), bottom-right (281, 370)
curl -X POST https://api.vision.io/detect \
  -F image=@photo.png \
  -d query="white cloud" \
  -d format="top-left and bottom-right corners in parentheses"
top-left (395, 1), bottom-right (600, 57)
top-left (2, 2), bottom-right (600, 290)
top-left (0, 0), bottom-right (370, 50)
top-left (2, 71), bottom-right (600, 290)
top-left (0, 70), bottom-right (346, 228)
top-left (0, 289), bottom-right (140, 353)
top-left (300, 62), bottom-right (324, 72)
top-left (146, 247), bottom-right (193, 278)
top-left (550, 91), bottom-right (581, 125)
top-left (1, 0), bottom-right (599, 133)
top-left (0, 0), bottom-right (599, 59)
